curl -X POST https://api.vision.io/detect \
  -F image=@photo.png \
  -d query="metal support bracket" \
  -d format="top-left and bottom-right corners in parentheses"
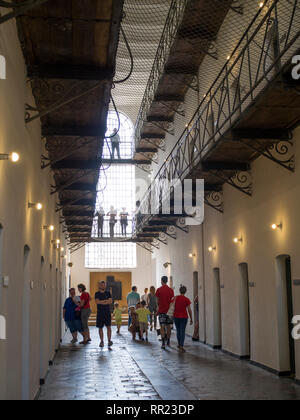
top-left (210, 169), bottom-right (253, 197)
top-left (236, 139), bottom-right (295, 173)
top-left (204, 190), bottom-right (224, 213)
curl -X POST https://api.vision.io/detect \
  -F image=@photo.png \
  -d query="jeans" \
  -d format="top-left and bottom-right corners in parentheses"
top-left (174, 318), bottom-right (188, 347)
top-left (112, 143), bottom-right (121, 159)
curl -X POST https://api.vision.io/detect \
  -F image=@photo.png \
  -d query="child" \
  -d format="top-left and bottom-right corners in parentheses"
top-left (136, 300), bottom-right (151, 342)
top-left (129, 306), bottom-right (139, 340)
top-left (113, 303), bottom-right (122, 334)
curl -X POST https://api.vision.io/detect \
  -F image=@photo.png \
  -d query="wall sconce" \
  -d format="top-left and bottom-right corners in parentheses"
top-left (0, 152), bottom-right (20, 163)
top-left (189, 253), bottom-right (196, 258)
top-left (163, 262), bottom-right (172, 269)
top-left (60, 247), bottom-right (65, 252)
top-left (43, 225), bottom-right (55, 232)
top-left (233, 237), bottom-right (243, 244)
top-left (208, 246), bottom-right (216, 253)
top-left (271, 223), bottom-right (282, 231)
top-left (28, 202), bottom-right (43, 211)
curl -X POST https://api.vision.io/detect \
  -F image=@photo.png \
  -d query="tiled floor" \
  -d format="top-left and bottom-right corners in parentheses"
top-left (39, 327), bottom-right (300, 400)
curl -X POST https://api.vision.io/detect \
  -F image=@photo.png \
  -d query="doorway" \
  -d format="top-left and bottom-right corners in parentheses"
top-left (22, 245), bottom-right (30, 400)
top-left (90, 272), bottom-right (132, 315)
top-left (238, 263), bottom-right (251, 358)
top-left (276, 255), bottom-right (296, 375)
top-left (39, 257), bottom-right (46, 382)
top-left (213, 268), bottom-right (222, 348)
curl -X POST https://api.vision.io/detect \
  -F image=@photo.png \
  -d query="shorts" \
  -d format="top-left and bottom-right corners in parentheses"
top-left (81, 308), bottom-right (92, 332)
top-left (159, 314), bottom-right (173, 326)
top-left (97, 312), bottom-right (112, 329)
top-left (66, 320), bottom-right (83, 334)
top-left (139, 322), bottom-right (148, 332)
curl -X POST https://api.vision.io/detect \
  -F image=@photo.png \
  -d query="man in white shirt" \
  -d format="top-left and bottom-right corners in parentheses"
top-left (141, 288), bottom-right (149, 305)
top-left (111, 128), bottom-right (121, 160)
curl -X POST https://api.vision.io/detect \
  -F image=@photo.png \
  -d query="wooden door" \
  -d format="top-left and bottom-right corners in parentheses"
top-left (90, 272), bottom-right (132, 315)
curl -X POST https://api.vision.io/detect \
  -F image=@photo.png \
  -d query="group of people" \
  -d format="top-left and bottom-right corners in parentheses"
top-left (63, 277), bottom-right (195, 352)
top-left (95, 207), bottom-right (130, 238)
top-left (126, 278), bottom-right (193, 351)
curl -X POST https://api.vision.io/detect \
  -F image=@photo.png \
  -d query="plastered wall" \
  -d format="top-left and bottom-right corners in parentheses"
top-left (0, 17), bottom-right (68, 400)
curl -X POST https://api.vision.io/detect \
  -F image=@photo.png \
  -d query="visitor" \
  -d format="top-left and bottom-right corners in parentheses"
top-left (156, 276), bottom-right (174, 349)
top-left (113, 302), bottom-right (123, 334)
top-left (127, 286), bottom-right (140, 328)
top-left (120, 208), bottom-right (129, 236)
top-left (173, 286), bottom-right (193, 352)
top-left (107, 206), bottom-right (117, 238)
top-left (95, 207), bottom-right (105, 238)
top-left (77, 284), bottom-right (92, 345)
top-left (129, 307), bottom-right (139, 341)
top-left (95, 281), bottom-right (113, 348)
top-left (63, 288), bottom-right (84, 344)
top-left (148, 286), bottom-right (158, 331)
top-left (136, 300), bottom-right (151, 342)
top-left (141, 288), bottom-right (149, 304)
top-left (111, 128), bottom-right (121, 160)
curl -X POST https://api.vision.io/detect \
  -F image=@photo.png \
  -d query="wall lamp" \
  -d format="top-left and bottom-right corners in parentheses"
top-left (43, 225), bottom-right (55, 232)
top-left (208, 246), bottom-right (216, 253)
top-left (271, 223), bottom-right (283, 231)
top-left (233, 237), bottom-right (243, 244)
top-left (0, 152), bottom-right (20, 163)
top-left (28, 202), bottom-right (43, 211)
top-left (189, 253), bottom-right (196, 258)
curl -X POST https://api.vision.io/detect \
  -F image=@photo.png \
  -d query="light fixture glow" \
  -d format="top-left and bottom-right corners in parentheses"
top-left (28, 202), bottom-right (43, 211)
top-left (44, 225), bottom-right (55, 232)
top-left (208, 246), bottom-right (216, 253)
top-left (272, 223), bottom-right (282, 231)
top-left (189, 253), bottom-right (196, 258)
top-left (10, 152), bottom-right (20, 163)
top-left (234, 237), bottom-right (243, 244)
top-left (0, 152), bottom-right (20, 163)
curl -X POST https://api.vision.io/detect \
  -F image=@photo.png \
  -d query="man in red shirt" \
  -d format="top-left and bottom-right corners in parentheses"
top-left (156, 276), bottom-right (174, 349)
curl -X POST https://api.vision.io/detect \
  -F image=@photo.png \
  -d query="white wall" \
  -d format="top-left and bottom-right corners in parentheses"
top-left (152, 126), bottom-right (300, 379)
top-left (70, 244), bottom-right (153, 295)
top-left (0, 16), bottom-right (68, 400)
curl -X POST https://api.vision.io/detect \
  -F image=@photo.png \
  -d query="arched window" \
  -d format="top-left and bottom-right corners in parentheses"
top-left (85, 111), bottom-right (137, 269)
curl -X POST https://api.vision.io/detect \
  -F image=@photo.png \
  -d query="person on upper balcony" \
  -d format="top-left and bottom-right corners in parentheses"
top-left (111, 128), bottom-right (121, 160)
top-left (120, 207), bottom-right (129, 236)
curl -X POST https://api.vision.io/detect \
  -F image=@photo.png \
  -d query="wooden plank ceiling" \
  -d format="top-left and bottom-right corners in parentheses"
top-left (16, 0), bottom-right (124, 242)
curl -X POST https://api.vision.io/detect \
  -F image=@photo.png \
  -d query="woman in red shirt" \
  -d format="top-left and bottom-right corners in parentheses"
top-left (173, 286), bottom-right (193, 352)
top-left (77, 284), bottom-right (92, 344)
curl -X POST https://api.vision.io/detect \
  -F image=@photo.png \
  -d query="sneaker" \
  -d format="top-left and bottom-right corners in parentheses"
top-left (162, 340), bottom-right (166, 350)
top-left (99, 342), bottom-right (104, 348)
top-left (87, 338), bottom-right (92, 342)
top-left (108, 341), bottom-right (113, 347)
top-left (71, 339), bottom-right (77, 344)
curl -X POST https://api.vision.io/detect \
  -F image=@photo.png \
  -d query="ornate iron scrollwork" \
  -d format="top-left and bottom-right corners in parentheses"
top-left (205, 191), bottom-right (224, 213)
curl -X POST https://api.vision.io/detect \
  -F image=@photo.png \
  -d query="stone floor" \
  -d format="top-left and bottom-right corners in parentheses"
top-left (39, 327), bottom-right (300, 400)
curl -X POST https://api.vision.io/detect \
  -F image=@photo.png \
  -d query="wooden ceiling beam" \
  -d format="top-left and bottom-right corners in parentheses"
top-left (200, 161), bottom-right (251, 172)
top-left (28, 65), bottom-right (114, 81)
top-left (42, 126), bottom-right (105, 137)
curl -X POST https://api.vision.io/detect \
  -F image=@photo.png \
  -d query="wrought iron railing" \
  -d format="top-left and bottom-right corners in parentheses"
top-left (134, 0), bottom-right (189, 145)
top-left (135, 0), bottom-right (300, 231)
